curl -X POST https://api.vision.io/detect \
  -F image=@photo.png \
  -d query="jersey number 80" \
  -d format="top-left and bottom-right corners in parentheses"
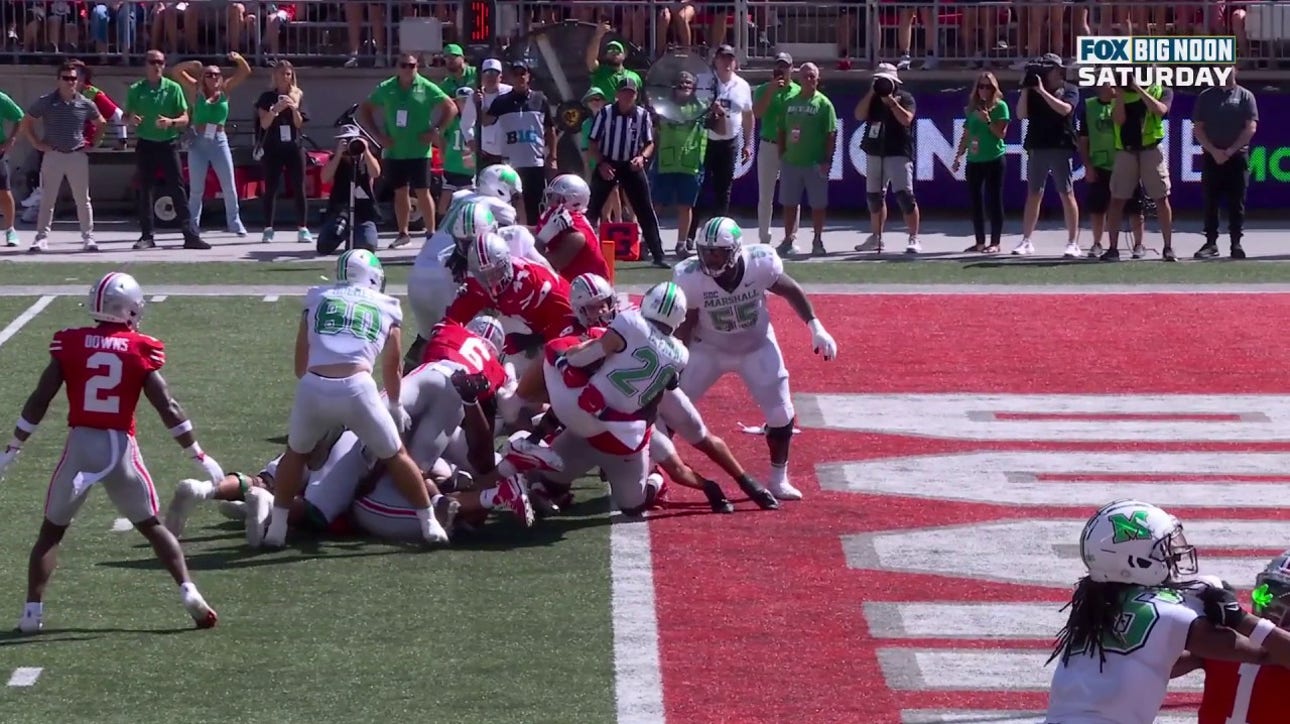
top-left (315, 299), bottom-right (382, 342)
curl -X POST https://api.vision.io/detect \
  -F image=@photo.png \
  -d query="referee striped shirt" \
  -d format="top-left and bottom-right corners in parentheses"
top-left (589, 103), bottom-right (653, 162)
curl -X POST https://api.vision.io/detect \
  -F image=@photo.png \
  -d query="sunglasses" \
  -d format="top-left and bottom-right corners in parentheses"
top-left (399, 62), bottom-right (418, 69)
top-left (204, 72), bottom-right (222, 78)
top-left (59, 75), bottom-right (77, 82)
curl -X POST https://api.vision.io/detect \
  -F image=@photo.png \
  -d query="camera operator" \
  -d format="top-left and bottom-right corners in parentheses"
top-left (1016, 54), bottom-right (1081, 257)
top-left (852, 62), bottom-right (918, 255)
top-left (317, 125), bottom-right (383, 255)
top-left (1101, 74), bottom-right (1175, 262)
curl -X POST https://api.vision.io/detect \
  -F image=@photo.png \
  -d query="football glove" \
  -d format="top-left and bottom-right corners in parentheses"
top-left (0, 442), bottom-right (19, 481)
top-left (387, 399), bottom-right (412, 434)
top-left (808, 319), bottom-right (837, 361)
top-left (536, 208), bottom-right (574, 244)
top-left (450, 369), bottom-right (491, 403)
top-left (188, 446), bottom-right (225, 484)
top-left (1199, 583), bottom-right (1246, 628)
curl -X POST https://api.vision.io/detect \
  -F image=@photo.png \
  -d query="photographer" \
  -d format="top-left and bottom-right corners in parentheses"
top-left (851, 62), bottom-right (918, 256)
top-left (1016, 54), bottom-right (1081, 257)
top-left (1102, 74), bottom-right (1175, 262)
top-left (753, 52), bottom-right (799, 246)
top-left (317, 125), bottom-right (383, 255)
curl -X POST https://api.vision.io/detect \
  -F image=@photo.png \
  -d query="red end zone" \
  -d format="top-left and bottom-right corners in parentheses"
top-left (646, 293), bottom-right (1290, 723)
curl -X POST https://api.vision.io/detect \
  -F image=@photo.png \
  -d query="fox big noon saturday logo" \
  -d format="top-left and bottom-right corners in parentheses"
top-left (1076, 35), bottom-right (1235, 88)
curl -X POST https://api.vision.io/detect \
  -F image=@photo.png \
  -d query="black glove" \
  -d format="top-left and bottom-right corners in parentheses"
top-left (450, 369), bottom-right (490, 403)
top-left (1200, 583), bottom-right (1246, 628)
top-left (447, 250), bottom-right (467, 282)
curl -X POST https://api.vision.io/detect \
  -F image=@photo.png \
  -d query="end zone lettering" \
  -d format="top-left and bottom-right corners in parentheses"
top-left (1076, 65), bottom-right (1234, 88)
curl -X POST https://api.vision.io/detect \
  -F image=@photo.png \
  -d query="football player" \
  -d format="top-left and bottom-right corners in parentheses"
top-left (0, 272), bottom-right (224, 633)
top-left (270, 250), bottom-right (449, 548)
top-left (444, 163), bottom-right (523, 228)
top-left (534, 174), bottom-right (611, 281)
top-left (1045, 500), bottom-right (1290, 724)
top-left (673, 217), bottom-right (838, 501)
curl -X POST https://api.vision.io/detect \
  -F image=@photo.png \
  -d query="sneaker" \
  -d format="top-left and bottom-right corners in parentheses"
top-left (1162, 246), bottom-right (1177, 262)
top-left (1231, 243), bottom-right (1247, 259)
top-left (896, 53), bottom-right (912, 70)
top-left (776, 239), bottom-right (798, 257)
top-left (3, 228), bottom-right (17, 247)
top-left (164, 478), bottom-right (206, 538)
top-left (180, 587), bottom-right (218, 629)
top-left (244, 487), bottom-right (273, 548)
top-left (905, 236), bottom-right (922, 254)
top-left (81, 235), bottom-right (98, 252)
top-left (183, 230), bottom-right (210, 250)
top-left (811, 239), bottom-right (827, 257)
top-left (1087, 242), bottom-right (1104, 258)
top-left (1012, 239), bottom-right (1034, 256)
top-left (1099, 248), bottom-right (1121, 262)
top-left (1131, 243), bottom-right (1146, 259)
top-left (494, 476), bottom-right (535, 527)
top-left (27, 234), bottom-right (47, 253)
top-left (503, 437), bottom-right (563, 475)
top-left (343, 54), bottom-right (359, 68)
top-left (650, 258), bottom-right (671, 270)
top-left (297, 228), bottom-right (313, 244)
top-left (1194, 242), bottom-right (1219, 259)
top-left (1063, 241), bottom-right (1081, 258)
top-left (260, 229), bottom-right (275, 244)
top-left (229, 224), bottom-right (248, 237)
top-left (16, 609), bottom-right (41, 634)
top-left (675, 239), bottom-right (694, 260)
top-left (768, 478), bottom-right (804, 501)
top-left (854, 233), bottom-right (882, 252)
top-left (390, 233), bottom-right (412, 249)
top-left (133, 235), bottom-right (155, 250)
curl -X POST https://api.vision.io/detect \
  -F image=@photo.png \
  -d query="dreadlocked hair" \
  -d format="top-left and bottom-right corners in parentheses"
top-left (1047, 577), bottom-right (1133, 671)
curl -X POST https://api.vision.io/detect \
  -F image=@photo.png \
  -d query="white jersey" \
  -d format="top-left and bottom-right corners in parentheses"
top-left (498, 225), bottom-right (552, 270)
top-left (1045, 585), bottom-right (1200, 724)
top-left (592, 309), bottom-right (689, 414)
top-left (303, 284), bottom-right (402, 369)
top-left (450, 189), bottom-right (517, 226)
top-left (674, 244), bottom-right (782, 354)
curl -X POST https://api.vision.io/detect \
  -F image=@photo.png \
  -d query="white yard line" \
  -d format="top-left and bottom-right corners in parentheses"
top-left (0, 295), bottom-right (56, 348)
top-left (7, 667), bottom-right (43, 687)
top-left (150, 295), bottom-right (167, 302)
top-left (262, 294), bottom-right (278, 302)
top-left (611, 515), bottom-right (665, 724)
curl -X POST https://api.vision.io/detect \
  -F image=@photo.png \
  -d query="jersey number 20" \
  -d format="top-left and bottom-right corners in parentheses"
top-left (607, 347), bottom-right (677, 406)
top-left (315, 299), bottom-right (381, 342)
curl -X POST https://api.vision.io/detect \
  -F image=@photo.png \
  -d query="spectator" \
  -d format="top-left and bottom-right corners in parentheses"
top-left (586, 27), bottom-right (642, 101)
top-left (437, 43), bottom-right (476, 95)
top-left (150, 2), bottom-right (180, 53)
top-left (587, 77), bottom-right (668, 268)
top-left (439, 87), bottom-right (475, 211)
top-left (1078, 82), bottom-right (1145, 259)
top-left (0, 87), bottom-right (20, 247)
top-left (71, 62), bottom-right (125, 149)
top-left (1192, 67), bottom-right (1257, 260)
top-left (685, 43), bottom-right (753, 256)
top-left (577, 87), bottom-right (621, 222)
top-left (1013, 2), bottom-right (1063, 69)
top-left (127, 49), bottom-right (206, 250)
top-left (753, 52), bottom-right (799, 246)
top-left (1102, 77), bottom-right (1175, 262)
top-left (952, 71), bottom-right (1009, 254)
top-left (171, 52), bottom-right (251, 237)
top-left (22, 62), bottom-right (104, 253)
top-left (487, 61), bottom-right (556, 225)
top-left (458, 58), bottom-right (511, 168)
top-left (1016, 54), bottom-right (1079, 257)
top-left (853, 62), bottom-right (918, 255)
top-left (778, 62), bottom-right (837, 258)
top-left (24, 2), bottom-right (80, 54)
top-left (657, 0), bottom-right (697, 51)
top-left (650, 70), bottom-right (706, 259)
top-left (318, 125), bottom-right (382, 254)
top-left (264, 3), bottom-right (298, 61)
top-left (90, 2), bottom-right (142, 56)
top-left (361, 51), bottom-right (457, 247)
top-left (344, 2), bottom-right (387, 68)
top-left (255, 60), bottom-right (310, 244)
top-left (891, 6), bottom-right (939, 71)
top-left (184, 1), bottom-right (248, 54)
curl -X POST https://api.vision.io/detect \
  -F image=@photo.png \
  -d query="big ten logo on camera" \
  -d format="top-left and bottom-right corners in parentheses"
top-left (506, 129), bottom-right (541, 144)
top-left (1075, 35), bottom-right (1236, 88)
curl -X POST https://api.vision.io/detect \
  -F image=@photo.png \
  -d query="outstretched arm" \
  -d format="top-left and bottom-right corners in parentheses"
top-left (144, 370), bottom-right (225, 482)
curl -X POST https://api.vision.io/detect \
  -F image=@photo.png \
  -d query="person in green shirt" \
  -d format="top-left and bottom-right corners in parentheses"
top-left (752, 52), bottom-right (800, 246)
top-left (776, 63), bottom-right (836, 256)
top-left (650, 71), bottom-right (708, 257)
top-left (438, 86), bottom-right (477, 216)
top-left (951, 72), bottom-right (1010, 253)
top-left (576, 87), bottom-right (622, 222)
top-left (437, 44), bottom-right (478, 96)
top-left (360, 51), bottom-right (457, 248)
top-left (584, 25), bottom-right (643, 101)
top-left (0, 88), bottom-right (24, 247)
top-left (1077, 82), bottom-right (1145, 259)
top-left (126, 49), bottom-right (206, 250)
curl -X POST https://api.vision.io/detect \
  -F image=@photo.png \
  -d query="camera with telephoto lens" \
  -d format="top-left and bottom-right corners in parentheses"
top-left (873, 76), bottom-right (895, 97)
top-left (346, 138), bottom-right (367, 157)
top-left (1023, 61), bottom-right (1052, 88)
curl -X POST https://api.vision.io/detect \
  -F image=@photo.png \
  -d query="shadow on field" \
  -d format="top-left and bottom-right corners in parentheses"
top-left (0, 624), bottom-right (191, 646)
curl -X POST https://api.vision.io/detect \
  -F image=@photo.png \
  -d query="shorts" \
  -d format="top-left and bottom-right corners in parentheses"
top-left (864, 155), bottom-right (913, 194)
top-left (779, 164), bottom-right (829, 209)
top-left (681, 329), bottom-right (795, 428)
top-left (652, 171), bottom-right (702, 207)
top-left (286, 372), bottom-right (403, 461)
top-left (1026, 148), bottom-right (1075, 194)
top-left (385, 157), bottom-right (431, 191)
top-left (44, 427), bottom-right (159, 527)
top-left (1111, 146), bottom-right (1170, 200)
top-left (443, 171), bottom-right (473, 192)
top-left (1085, 167), bottom-right (1143, 215)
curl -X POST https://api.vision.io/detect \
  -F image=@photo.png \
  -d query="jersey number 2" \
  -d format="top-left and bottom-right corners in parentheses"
top-left (84, 351), bottom-right (123, 414)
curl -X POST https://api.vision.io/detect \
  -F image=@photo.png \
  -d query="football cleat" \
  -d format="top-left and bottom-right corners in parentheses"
top-left (434, 496), bottom-right (461, 539)
top-left (701, 479), bottom-right (735, 514)
top-left (181, 588), bottom-right (218, 629)
top-left (502, 437), bottom-right (563, 475)
top-left (16, 610), bottom-right (42, 634)
top-left (164, 478), bottom-right (206, 538)
top-left (768, 480), bottom-right (803, 501)
top-left (737, 477), bottom-right (780, 510)
top-left (244, 487), bottom-right (273, 548)
top-left (493, 476), bottom-right (535, 527)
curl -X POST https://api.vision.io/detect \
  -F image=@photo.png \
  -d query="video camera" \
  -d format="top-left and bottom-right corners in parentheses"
top-left (1023, 59), bottom-right (1058, 89)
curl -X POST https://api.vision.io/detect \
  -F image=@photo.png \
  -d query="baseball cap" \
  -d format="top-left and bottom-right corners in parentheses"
top-left (335, 124), bottom-right (362, 140)
top-left (444, 43), bottom-right (464, 57)
top-left (606, 40), bottom-right (625, 54)
top-left (1039, 52), bottom-right (1065, 68)
top-left (617, 77), bottom-right (639, 92)
top-left (583, 88), bottom-right (606, 102)
top-left (482, 58), bottom-right (502, 73)
top-left (874, 61), bottom-right (902, 84)
top-left (774, 52), bottom-right (793, 67)
top-left (510, 60), bottom-right (530, 72)
top-left (715, 44), bottom-right (736, 57)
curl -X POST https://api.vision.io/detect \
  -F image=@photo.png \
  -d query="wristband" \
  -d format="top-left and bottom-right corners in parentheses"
top-left (807, 318), bottom-right (825, 335)
top-left (168, 420), bottom-right (193, 437)
top-left (1250, 617), bottom-right (1275, 646)
top-left (184, 442), bottom-right (204, 459)
top-left (16, 417), bottom-right (37, 433)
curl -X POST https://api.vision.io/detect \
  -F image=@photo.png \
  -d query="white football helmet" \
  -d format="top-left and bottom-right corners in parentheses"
top-left (570, 273), bottom-right (617, 328)
top-left (543, 174), bottom-right (591, 214)
top-left (639, 282), bottom-right (687, 334)
top-left (465, 314), bottom-right (505, 357)
top-left (449, 201), bottom-right (499, 246)
top-left (337, 248), bottom-right (386, 291)
top-left (695, 216), bottom-right (743, 277)
top-left (1079, 500), bottom-right (1198, 587)
top-left (88, 272), bottom-right (145, 328)
top-left (478, 164), bottom-right (523, 201)
top-left (467, 232), bottom-right (514, 298)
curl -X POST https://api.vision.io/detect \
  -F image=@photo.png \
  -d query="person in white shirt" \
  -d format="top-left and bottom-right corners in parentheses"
top-left (459, 58), bottom-right (512, 168)
top-left (680, 44), bottom-right (753, 258)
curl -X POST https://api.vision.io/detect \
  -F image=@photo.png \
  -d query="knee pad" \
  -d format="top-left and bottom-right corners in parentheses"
top-left (866, 192), bottom-right (884, 213)
top-left (766, 418), bottom-right (797, 443)
top-left (896, 190), bottom-right (917, 214)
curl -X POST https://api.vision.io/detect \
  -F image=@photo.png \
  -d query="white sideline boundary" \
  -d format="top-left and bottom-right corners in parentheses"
top-left (0, 295), bottom-right (56, 348)
top-left (610, 514), bottom-right (665, 724)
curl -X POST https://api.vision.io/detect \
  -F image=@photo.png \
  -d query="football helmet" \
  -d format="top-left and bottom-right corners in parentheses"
top-left (449, 201), bottom-right (499, 247)
top-left (543, 174), bottom-right (591, 214)
top-left (478, 164), bottom-right (523, 201)
top-left (465, 314), bottom-right (506, 358)
top-left (1079, 500), bottom-right (1198, 586)
top-left (467, 232), bottom-right (515, 298)
top-left (570, 273), bottom-right (617, 328)
top-left (1254, 551), bottom-right (1290, 627)
top-left (337, 248), bottom-right (386, 291)
top-left (88, 272), bottom-right (146, 328)
top-left (695, 216), bottom-right (743, 277)
top-left (639, 281), bottom-right (687, 334)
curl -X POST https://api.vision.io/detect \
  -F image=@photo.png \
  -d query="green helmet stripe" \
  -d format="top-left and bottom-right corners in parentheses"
top-left (657, 283), bottom-right (676, 318)
top-left (337, 250), bottom-right (353, 281)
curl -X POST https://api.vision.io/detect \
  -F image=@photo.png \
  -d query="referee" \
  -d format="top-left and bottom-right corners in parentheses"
top-left (587, 77), bottom-right (669, 269)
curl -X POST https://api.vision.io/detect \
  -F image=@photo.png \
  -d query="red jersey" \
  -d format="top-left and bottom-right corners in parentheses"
top-left (420, 321), bottom-right (507, 402)
top-left (537, 208), bottom-right (610, 281)
top-left (1199, 658), bottom-right (1290, 724)
top-left (446, 258), bottom-right (575, 342)
top-left (81, 86), bottom-right (118, 145)
top-left (51, 324), bottom-right (165, 435)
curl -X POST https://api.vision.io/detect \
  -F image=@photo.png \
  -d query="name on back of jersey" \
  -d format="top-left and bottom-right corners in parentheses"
top-left (83, 334), bottom-right (131, 352)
